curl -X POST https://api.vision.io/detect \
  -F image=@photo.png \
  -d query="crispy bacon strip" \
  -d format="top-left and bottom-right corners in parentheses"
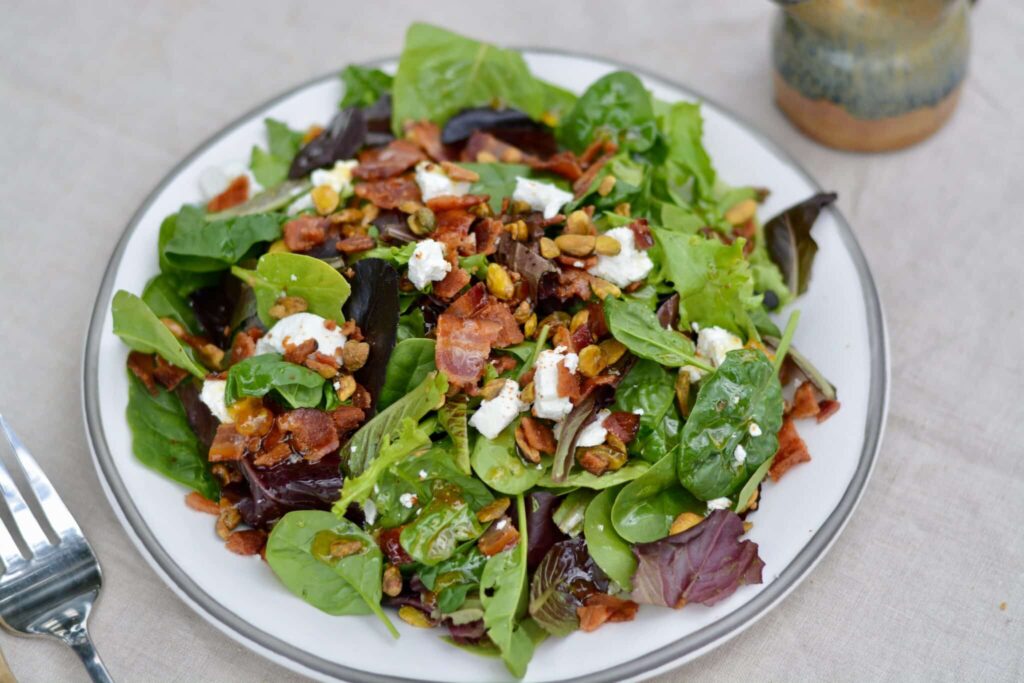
top-left (277, 409), bottom-right (339, 463)
top-left (207, 175), bottom-right (250, 212)
top-left (354, 176), bottom-right (422, 209)
top-left (628, 218), bottom-right (655, 250)
top-left (426, 194), bottom-right (488, 212)
top-left (769, 417), bottom-right (811, 482)
top-left (432, 252), bottom-right (471, 300)
top-left (330, 406), bottom-right (366, 437)
top-left (127, 351), bottom-right (158, 394)
top-left (405, 120), bottom-right (448, 161)
top-left (474, 218), bottom-right (504, 256)
top-left (572, 151), bottom-right (615, 197)
top-left (209, 424), bottom-right (247, 462)
top-left (578, 594), bottom-right (639, 632)
top-left (433, 209), bottom-right (477, 255)
top-left (461, 131), bottom-right (534, 164)
top-left (603, 411), bottom-right (640, 444)
top-left (789, 381), bottom-right (821, 420)
top-left (527, 150), bottom-right (583, 181)
top-left (354, 140), bottom-right (427, 180)
top-left (519, 416), bottom-right (556, 455)
top-left (435, 284), bottom-right (523, 389)
top-left (283, 215), bottom-right (327, 252)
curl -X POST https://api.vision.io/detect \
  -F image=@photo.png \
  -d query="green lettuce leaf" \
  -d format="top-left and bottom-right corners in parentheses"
top-left (378, 338), bottom-right (436, 411)
top-left (558, 71), bottom-right (658, 153)
top-left (340, 65), bottom-right (393, 107)
top-left (162, 205), bottom-right (281, 273)
top-left (224, 353), bottom-right (332, 409)
top-left (231, 252), bottom-right (351, 326)
top-left (112, 290), bottom-right (206, 378)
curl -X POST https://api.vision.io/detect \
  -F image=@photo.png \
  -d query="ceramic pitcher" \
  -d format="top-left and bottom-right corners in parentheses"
top-left (771, 0), bottom-right (971, 151)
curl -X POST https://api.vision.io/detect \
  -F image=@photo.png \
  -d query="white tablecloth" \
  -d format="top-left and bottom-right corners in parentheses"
top-left (0, 2), bottom-right (1021, 681)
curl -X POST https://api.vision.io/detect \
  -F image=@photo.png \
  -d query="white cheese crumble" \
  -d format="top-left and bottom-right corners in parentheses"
top-left (407, 239), bottom-right (452, 290)
top-left (734, 444), bottom-right (748, 466)
top-left (199, 379), bottom-right (231, 423)
top-left (288, 159), bottom-right (357, 214)
top-left (255, 312), bottom-right (348, 357)
top-left (399, 493), bottom-right (418, 509)
top-left (683, 326), bottom-right (745, 382)
top-left (362, 499), bottom-right (377, 526)
top-left (706, 497), bottom-right (733, 511)
top-left (199, 161), bottom-right (262, 201)
top-left (469, 380), bottom-right (528, 439)
top-left (576, 409), bottom-right (611, 448)
top-left (533, 346), bottom-right (579, 421)
top-left (512, 177), bottom-right (573, 219)
top-left (588, 227), bottom-right (654, 287)
top-left (749, 423), bottom-right (762, 437)
top-left (415, 161), bottom-right (470, 201)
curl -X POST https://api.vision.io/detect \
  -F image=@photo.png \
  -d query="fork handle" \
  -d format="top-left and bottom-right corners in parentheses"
top-left (65, 630), bottom-right (113, 683)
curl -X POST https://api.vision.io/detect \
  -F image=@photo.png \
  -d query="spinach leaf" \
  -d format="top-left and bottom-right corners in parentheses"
top-left (391, 23), bottom-right (549, 135)
top-left (460, 162), bottom-right (532, 213)
top-left (653, 229), bottom-right (760, 338)
top-left (265, 510), bottom-right (398, 637)
top-left (125, 370), bottom-right (219, 499)
top-left (231, 252), bottom-right (350, 326)
top-left (162, 205), bottom-right (281, 273)
top-left (157, 213), bottom-right (220, 296)
top-left (470, 424), bottom-right (542, 495)
top-left (336, 418), bottom-right (433, 513)
top-left (658, 101), bottom-right (716, 198)
top-left (764, 192), bottom-right (837, 297)
top-left (250, 118), bottom-right (304, 188)
top-left (112, 290), bottom-right (206, 379)
top-left (552, 489), bottom-right (594, 537)
top-left (603, 297), bottom-right (709, 370)
top-left (536, 460), bottom-right (650, 490)
top-left (677, 348), bottom-right (783, 500)
top-left (141, 274), bottom-right (200, 335)
top-left (438, 396), bottom-right (471, 474)
top-left (584, 487), bottom-right (636, 590)
top-left (558, 71), bottom-right (658, 153)
top-left (377, 339), bottom-right (436, 411)
top-left (611, 453), bottom-right (704, 543)
top-left (343, 371), bottom-right (448, 477)
top-left (340, 65), bottom-right (393, 108)
top-left (480, 495), bottom-right (536, 678)
top-left (224, 354), bottom-right (330, 409)
top-left (612, 359), bottom-right (676, 456)
top-left (400, 483), bottom-right (484, 565)
top-left (396, 308), bottom-right (425, 342)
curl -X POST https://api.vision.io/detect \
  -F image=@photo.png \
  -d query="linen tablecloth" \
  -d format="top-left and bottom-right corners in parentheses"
top-left (1, 2), bottom-right (1021, 681)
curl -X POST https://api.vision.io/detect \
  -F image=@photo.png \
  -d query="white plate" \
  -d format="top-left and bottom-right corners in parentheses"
top-left (82, 50), bottom-right (888, 683)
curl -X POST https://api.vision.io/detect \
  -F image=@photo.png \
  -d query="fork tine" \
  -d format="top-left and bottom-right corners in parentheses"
top-left (0, 503), bottom-right (25, 570)
top-left (0, 414), bottom-right (81, 542)
top-left (0, 415), bottom-right (53, 556)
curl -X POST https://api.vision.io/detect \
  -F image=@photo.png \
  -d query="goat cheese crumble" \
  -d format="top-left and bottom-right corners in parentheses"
top-left (199, 379), bottom-right (231, 423)
top-left (469, 380), bottom-right (528, 439)
top-left (415, 161), bottom-right (470, 201)
top-left (287, 160), bottom-right (357, 214)
top-left (588, 227), bottom-right (654, 287)
top-left (533, 346), bottom-right (579, 421)
top-left (512, 177), bottom-right (573, 219)
top-left (576, 409), bottom-right (611, 447)
top-left (734, 443), bottom-right (748, 466)
top-left (683, 326), bottom-right (745, 382)
top-left (407, 239), bottom-right (452, 291)
top-left (706, 497), bottom-right (733, 511)
top-left (255, 312), bottom-right (347, 357)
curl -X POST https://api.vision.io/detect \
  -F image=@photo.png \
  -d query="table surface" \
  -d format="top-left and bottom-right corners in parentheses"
top-left (1, 2), bottom-right (1021, 681)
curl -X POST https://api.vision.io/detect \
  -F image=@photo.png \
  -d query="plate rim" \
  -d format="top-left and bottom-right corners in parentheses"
top-left (81, 47), bottom-right (889, 683)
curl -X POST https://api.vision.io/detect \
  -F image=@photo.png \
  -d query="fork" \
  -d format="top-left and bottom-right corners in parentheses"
top-left (0, 414), bottom-right (112, 682)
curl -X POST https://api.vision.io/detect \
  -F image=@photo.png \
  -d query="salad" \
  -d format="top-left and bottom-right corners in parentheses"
top-left (111, 23), bottom-right (841, 678)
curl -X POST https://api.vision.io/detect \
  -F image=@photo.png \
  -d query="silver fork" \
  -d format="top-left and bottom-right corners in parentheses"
top-left (0, 414), bottom-right (112, 682)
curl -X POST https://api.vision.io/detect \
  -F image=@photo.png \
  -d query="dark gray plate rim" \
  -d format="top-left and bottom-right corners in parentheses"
top-left (82, 47), bottom-right (889, 683)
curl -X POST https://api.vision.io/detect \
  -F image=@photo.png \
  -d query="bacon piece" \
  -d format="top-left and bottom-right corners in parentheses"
top-left (580, 373), bottom-right (621, 400)
top-left (572, 151), bottom-right (615, 197)
top-left (426, 194), bottom-right (488, 212)
top-left (229, 328), bottom-right (259, 366)
top-left (207, 175), bottom-right (250, 212)
top-left (557, 362), bottom-right (582, 402)
top-left (185, 492), bottom-right (220, 515)
top-left (283, 338), bottom-right (318, 366)
top-left (628, 218), bottom-right (655, 250)
top-left (432, 252), bottom-right (471, 300)
top-left (433, 209), bottom-right (477, 255)
top-left (519, 416), bottom-right (556, 455)
top-left (405, 120), bottom-right (447, 161)
top-left (209, 424), bottom-right (247, 462)
top-left (577, 594), bottom-right (639, 632)
top-left (789, 381), bottom-right (821, 420)
top-left (461, 131), bottom-right (535, 164)
top-left (769, 417), bottom-right (811, 482)
top-left (283, 215), bottom-right (327, 252)
top-left (151, 355), bottom-right (189, 391)
top-left (586, 301), bottom-right (609, 339)
top-left (528, 150), bottom-right (583, 181)
top-left (557, 255), bottom-right (598, 270)
top-left (252, 441), bottom-right (292, 468)
top-left (435, 284), bottom-right (524, 389)
top-left (225, 529), bottom-right (267, 556)
top-left (603, 411), bottom-right (640, 444)
top-left (354, 176), bottom-right (422, 209)
top-left (474, 218), bottom-right (504, 256)
top-left (335, 234), bottom-right (375, 254)
top-left (354, 139), bottom-right (427, 180)
top-left (277, 409), bottom-right (339, 463)
top-left (490, 354), bottom-right (518, 375)
top-left (330, 405), bottom-right (366, 437)
top-left (817, 400), bottom-right (841, 423)
top-left (548, 269), bottom-right (592, 302)
top-left (570, 322), bottom-right (593, 352)
top-left (127, 351), bottom-right (158, 395)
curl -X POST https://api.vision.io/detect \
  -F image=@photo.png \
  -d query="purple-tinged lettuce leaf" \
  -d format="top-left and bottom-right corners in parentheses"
top-left (764, 192), bottom-right (837, 297)
top-left (528, 538), bottom-right (608, 636)
top-left (631, 509), bottom-right (763, 608)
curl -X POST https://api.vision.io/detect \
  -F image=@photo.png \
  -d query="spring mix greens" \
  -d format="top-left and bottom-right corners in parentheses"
top-left (111, 23), bottom-right (841, 677)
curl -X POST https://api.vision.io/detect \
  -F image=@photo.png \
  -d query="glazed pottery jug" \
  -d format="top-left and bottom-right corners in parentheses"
top-left (771, 0), bottom-right (971, 151)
